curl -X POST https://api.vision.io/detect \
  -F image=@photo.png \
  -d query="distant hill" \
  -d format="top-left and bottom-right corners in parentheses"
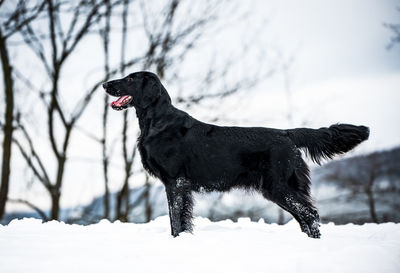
top-left (312, 146), bottom-right (400, 224)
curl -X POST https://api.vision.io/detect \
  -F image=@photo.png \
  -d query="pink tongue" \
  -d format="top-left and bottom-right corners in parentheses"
top-left (111, 95), bottom-right (131, 107)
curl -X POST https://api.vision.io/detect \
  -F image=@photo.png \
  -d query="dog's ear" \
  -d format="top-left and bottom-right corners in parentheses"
top-left (139, 74), bottom-right (161, 108)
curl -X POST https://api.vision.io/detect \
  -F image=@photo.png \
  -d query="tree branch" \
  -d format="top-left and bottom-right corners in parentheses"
top-left (60, 1), bottom-right (104, 64)
top-left (46, 0), bottom-right (58, 69)
top-left (4, 1), bottom-right (46, 39)
top-left (16, 121), bottom-right (52, 185)
top-left (12, 138), bottom-right (51, 189)
top-left (7, 198), bottom-right (48, 221)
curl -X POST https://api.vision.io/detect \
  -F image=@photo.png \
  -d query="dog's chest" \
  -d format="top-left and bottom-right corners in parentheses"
top-left (138, 128), bottom-right (183, 178)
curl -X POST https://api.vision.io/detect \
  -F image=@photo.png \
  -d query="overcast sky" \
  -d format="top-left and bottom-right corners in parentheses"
top-left (3, 0), bottom-right (400, 210)
top-left (248, 0), bottom-right (400, 88)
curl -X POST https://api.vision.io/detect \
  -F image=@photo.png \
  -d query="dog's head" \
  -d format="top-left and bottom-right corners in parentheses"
top-left (103, 71), bottom-right (168, 111)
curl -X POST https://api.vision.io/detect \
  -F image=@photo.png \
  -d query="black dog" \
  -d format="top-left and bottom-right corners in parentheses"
top-left (103, 71), bottom-right (369, 238)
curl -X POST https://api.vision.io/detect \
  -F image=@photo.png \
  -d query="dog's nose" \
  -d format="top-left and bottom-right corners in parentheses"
top-left (102, 82), bottom-right (108, 89)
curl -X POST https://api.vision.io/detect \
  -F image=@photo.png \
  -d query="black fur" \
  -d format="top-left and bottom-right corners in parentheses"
top-left (287, 124), bottom-right (370, 165)
top-left (103, 71), bottom-right (370, 238)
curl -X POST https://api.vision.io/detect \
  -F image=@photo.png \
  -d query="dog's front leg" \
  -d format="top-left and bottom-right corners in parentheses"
top-left (166, 184), bottom-right (182, 237)
top-left (165, 178), bottom-right (193, 237)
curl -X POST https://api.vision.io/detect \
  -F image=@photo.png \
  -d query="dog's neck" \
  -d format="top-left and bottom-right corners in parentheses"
top-left (136, 95), bottom-right (173, 132)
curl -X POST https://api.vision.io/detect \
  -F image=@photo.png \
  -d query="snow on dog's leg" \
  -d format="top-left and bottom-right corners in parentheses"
top-left (282, 157), bottom-right (321, 238)
top-left (166, 184), bottom-right (183, 237)
top-left (261, 172), bottom-right (320, 238)
top-left (264, 189), bottom-right (320, 238)
top-left (284, 194), bottom-right (321, 238)
top-left (178, 178), bottom-right (194, 233)
top-left (165, 178), bottom-right (193, 237)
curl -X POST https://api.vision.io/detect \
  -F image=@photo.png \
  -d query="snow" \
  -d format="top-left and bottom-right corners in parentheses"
top-left (1, 217), bottom-right (399, 273)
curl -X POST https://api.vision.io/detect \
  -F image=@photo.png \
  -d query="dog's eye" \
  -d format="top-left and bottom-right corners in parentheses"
top-left (127, 77), bottom-right (134, 82)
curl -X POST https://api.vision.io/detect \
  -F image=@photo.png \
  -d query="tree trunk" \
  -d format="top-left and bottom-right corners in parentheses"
top-left (102, 96), bottom-right (110, 219)
top-left (366, 188), bottom-right (378, 223)
top-left (116, 177), bottom-right (129, 222)
top-left (101, 0), bottom-right (112, 220)
top-left (365, 172), bottom-right (378, 224)
top-left (144, 174), bottom-right (152, 222)
top-left (50, 191), bottom-right (60, 220)
top-left (103, 156), bottom-right (110, 219)
top-left (0, 28), bottom-right (14, 220)
top-left (278, 208), bottom-right (285, 225)
top-left (116, 110), bottom-right (134, 222)
top-left (50, 155), bottom-right (66, 220)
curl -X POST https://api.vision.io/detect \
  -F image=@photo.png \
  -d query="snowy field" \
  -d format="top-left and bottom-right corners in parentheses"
top-left (1, 217), bottom-right (399, 273)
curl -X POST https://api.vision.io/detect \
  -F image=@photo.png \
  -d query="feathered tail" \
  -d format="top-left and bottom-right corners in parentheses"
top-left (286, 124), bottom-right (369, 164)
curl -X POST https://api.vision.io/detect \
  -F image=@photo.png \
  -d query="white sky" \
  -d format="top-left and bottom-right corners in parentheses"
top-left (256, 0), bottom-right (400, 86)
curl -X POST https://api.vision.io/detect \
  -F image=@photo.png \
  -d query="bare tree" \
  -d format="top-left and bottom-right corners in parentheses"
top-left (321, 148), bottom-right (400, 223)
top-left (0, 0), bottom-right (46, 220)
top-left (12, 0), bottom-right (117, 220)
top-left (99, 0), bottom-right (113, 220)
top-left (0, 25), bottom-right (14, 221)
top-left (385, 6), bottom-right (400, 50)
top-left (114, 0), bottom-right (136, 222)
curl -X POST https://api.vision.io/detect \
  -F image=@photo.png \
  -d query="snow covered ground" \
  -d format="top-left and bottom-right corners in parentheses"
top-left (1, 217), bottom-right (399, 273)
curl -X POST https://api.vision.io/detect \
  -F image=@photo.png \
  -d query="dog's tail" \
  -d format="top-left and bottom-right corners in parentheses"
top-left (286, 124), bottom-right (369, 164)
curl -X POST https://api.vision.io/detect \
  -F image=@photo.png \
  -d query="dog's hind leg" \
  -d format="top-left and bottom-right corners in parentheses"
top-left (263, 186), bottom-right (320, 238)
top-left (283, 193), bottom-right (320, 238)
top-left (288, 158), bottom-right (321, 238)
top-left (261, 158), bottom-right (320, 238)
top-left (277, 202), bottom-right (311, 235)
top-left (165, 177), bottom-right (193, 237)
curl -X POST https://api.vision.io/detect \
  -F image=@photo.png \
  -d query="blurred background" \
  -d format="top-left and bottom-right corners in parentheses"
top-left (0, 0), bottom-right (399, 225)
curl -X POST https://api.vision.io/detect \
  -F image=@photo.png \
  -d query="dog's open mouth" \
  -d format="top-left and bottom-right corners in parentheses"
top-left (110, 95), bottom-right (133, 111)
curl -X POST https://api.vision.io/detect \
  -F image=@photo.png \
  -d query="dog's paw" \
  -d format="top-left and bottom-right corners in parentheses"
top-left (308, 221), bottom-right (321, 239)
